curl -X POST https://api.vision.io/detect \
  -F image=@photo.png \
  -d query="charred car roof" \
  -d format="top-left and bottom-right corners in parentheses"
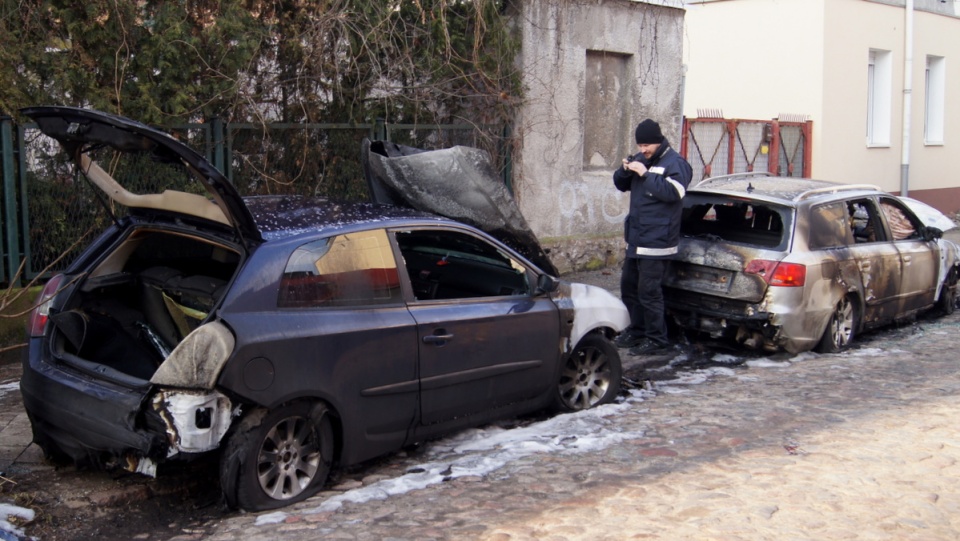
top-left (244, 195), bottom-right (447, 240)
top-left (690, 173), bottom-right (883, 205)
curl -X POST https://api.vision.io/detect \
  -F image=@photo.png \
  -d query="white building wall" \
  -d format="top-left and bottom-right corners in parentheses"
top-left (682, 0), bottom-right (826, 122)
top-left (683, 0), bottom-right (960, 213)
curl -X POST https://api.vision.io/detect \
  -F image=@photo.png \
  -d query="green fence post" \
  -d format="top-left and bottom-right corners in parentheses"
top-left (375, 118), bottom-right (386, 142)
top-left (1, 115), bottom-right (18, 285)
top-left (211, 116), bottom-right (226, 176)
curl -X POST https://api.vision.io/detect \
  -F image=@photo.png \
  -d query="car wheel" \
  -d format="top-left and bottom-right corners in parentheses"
top-left (815, 296), bottom-right (858, 353)
top-left (220, 401), bottom-right (335, 511)
top-left (936, 275), bottom-right (957, 316)
top-left (554, 333), bottom-right (622, 412)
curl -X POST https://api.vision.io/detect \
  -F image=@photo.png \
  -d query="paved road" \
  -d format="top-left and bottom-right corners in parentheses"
top-left (195, 312), bottom-right (960, 541)
top-left (3, 270), bottom-right (959, 540)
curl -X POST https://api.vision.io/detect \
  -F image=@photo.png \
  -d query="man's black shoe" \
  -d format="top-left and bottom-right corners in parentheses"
top-left (614, 332), bottom-right (644, 348)
top-left (629, 339), bottom-right (672, 356)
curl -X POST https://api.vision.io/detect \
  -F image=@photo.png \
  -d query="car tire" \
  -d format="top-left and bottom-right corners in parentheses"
top-left (936, 274), bottom-right (957, 316)
top-left (219, 401), bottom-right (335, 511)
top-left (554, 333), bottom-right (622, 412)
top-left (815, 296), bottom-right (858, 353)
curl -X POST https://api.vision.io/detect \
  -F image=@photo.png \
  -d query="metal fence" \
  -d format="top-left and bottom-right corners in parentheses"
top-left (0, 115), bottom-right (509, 286)
top-left (680, 117), bottom-right (813, 184)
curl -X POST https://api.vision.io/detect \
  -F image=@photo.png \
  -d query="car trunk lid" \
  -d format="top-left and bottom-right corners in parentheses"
top-left (21, 106), bottom-right (261, 244)
top-left (666, 238), bottom-right (781, 303)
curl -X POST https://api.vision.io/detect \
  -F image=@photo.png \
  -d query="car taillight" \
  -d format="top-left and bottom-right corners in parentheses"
top-left (27, 274), bottom-right (65, 337)
top-left (744, 260), bottom-right (806, 287)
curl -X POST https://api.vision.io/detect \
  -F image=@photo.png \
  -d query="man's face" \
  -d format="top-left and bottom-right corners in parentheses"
top-left (636, 142), bottom-right (660, 159)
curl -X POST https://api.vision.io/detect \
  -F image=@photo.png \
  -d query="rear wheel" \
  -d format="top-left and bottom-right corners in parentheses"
top-left (554, 333), bottom-right (622, 412)
top-left (815, 296), bottom-right (858, 353)
top-left (220, 401), bottom-right (335, 511)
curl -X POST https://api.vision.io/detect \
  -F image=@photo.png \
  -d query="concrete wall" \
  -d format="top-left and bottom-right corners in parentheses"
top-left (512, 0), bottom-right (686, 273)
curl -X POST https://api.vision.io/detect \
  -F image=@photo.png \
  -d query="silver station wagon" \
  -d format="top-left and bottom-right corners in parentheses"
top-left (664, 173), bottom-right (959, 354)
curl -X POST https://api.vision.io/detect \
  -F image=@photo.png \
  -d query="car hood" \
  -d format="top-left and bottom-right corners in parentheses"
top-left (361, 138), bottom-right (559, 275)
top-left (21, 106), bottom-right (260, 242)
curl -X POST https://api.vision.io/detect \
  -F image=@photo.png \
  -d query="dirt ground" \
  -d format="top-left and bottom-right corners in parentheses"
top-left (0, 357), bottom-right (223, 541)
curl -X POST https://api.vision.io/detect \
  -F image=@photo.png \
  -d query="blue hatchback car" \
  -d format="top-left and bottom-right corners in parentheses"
top-left (19, 107), bottom-right (629, 511)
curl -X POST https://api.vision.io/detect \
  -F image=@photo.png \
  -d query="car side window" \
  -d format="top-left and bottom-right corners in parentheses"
top-left (809, 202), bottom-right (852, 249)
top-left (847, 199), bottom-right (887, 244)
top-left (394, 229), bottom-right (531, 301)
top-left (878, 199), bottom-right (920, 241)
top-left (278, 229), bottom-right (402, 308)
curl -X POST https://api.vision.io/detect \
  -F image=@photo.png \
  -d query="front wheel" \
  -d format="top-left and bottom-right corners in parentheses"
top-left (936, 274), bottom-right (957, 316)
top-left (815, 296), bottom-right (858, 353)
top-left (554, 333), bottom-right (622, 412)
top-left (220, 401), bottom-right (335, 511)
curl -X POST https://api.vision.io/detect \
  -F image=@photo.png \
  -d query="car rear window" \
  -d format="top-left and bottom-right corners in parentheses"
top-left (680, 196), bottom-right (789, 250)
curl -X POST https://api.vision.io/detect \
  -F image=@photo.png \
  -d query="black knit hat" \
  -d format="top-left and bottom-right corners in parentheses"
top-left (634, 119), bottom-right (663, 144)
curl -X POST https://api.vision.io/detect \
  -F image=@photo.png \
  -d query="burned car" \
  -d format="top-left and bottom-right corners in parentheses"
top-left (664, 173), bottom-right (959, 354)
top-left (20, 107), bottom-right (629, 511)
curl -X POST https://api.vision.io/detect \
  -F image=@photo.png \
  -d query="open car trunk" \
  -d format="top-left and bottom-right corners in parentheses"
top-left (50, 227), bottom-right (241, 386)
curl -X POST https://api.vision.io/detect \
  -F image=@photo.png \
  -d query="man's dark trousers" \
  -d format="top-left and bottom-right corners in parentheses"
top-left (620, 257), bottom-right (669, 345)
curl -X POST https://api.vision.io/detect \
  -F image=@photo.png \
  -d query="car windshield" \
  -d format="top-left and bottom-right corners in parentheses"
top-left (900, 197), bottom-right (958, 232)
top-left (680, 195), bottom-right (790, 250)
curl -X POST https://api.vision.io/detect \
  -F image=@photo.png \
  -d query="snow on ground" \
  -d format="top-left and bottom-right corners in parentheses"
top-left (256, 347), bottom-right (839, 525)
top-left (0, 382), bottom-right (18, 401)
top-left (0, 502), bottom-right (35, 541)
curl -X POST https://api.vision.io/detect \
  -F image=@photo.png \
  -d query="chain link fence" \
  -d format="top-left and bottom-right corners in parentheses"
top-left (1, 118), bottom-right (509, 286)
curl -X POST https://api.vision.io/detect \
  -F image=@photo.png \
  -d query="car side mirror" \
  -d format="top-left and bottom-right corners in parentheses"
top-left (922, 226), bottom-right (943, 242)
top-left (535, 273), bottom-right (559, 295)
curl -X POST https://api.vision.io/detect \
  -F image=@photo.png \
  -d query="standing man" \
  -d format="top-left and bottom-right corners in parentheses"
top-left (613, 119), bottom-right (692, 355)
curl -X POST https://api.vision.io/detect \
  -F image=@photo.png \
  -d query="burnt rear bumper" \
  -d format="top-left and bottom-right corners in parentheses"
top-left (19, 340), bottom-right (167, 466)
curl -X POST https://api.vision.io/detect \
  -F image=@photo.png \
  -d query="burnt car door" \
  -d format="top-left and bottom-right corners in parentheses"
top-left (218, 229), bottom-right (421, 463)
top-left (839, 199), bottom-right (902, 325)
top-left (876, 197), bottom-right (939, 314)
top-left (392, 228), bottom-right (560, 426)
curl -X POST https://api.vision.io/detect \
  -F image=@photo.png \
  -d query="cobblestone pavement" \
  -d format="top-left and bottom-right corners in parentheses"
top-left (188, 314), bottom-right (960, 541)
top-left (3, 270), bottom-right (960, 540)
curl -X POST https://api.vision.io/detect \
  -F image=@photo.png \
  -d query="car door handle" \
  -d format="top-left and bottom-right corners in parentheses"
top-left (902, 255), bottom-right (912, 264)
top-left (423, 332), bottom-right (454, 344)
top-left (859, 261), bottom-right (871, 271)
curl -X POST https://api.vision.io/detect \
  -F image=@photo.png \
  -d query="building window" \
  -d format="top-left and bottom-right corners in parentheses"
top-left (924, 55), bottom-right (945, 145)
top-left (583, 50), bottom-right (632, 168)
top-left (867, 49), bottom-right (892, 147)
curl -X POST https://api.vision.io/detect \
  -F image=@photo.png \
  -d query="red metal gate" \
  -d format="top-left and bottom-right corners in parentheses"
top-left (680, 116), bottom-right (813, 183)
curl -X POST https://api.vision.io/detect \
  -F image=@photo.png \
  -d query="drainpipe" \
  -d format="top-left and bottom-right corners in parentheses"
top-left (900, 0), bottom-right (913, 196)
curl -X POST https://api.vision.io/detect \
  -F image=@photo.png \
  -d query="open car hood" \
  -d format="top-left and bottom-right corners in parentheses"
top-left (21, 106), bottom-right (260, 242)
top-left (361, 139), bottom-right (558, 275)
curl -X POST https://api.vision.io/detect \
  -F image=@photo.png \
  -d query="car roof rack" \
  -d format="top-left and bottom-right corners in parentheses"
top-left (793, 184), bottom-right (882, 202)
top-left (695, 171), bottom-right (771, 186)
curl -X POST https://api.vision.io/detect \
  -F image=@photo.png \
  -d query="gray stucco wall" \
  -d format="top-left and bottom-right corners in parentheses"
top-left (512, 0), bottom-right (686, 273)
